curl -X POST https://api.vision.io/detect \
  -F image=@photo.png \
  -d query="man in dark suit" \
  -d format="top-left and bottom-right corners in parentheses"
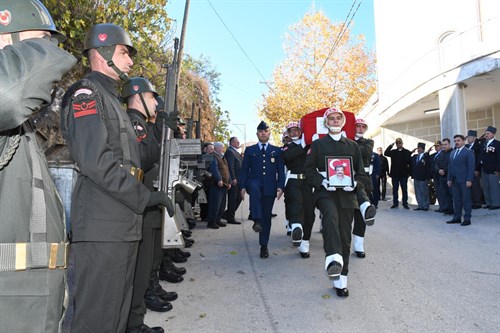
top-left (447, 135), bottom-right (475, 226)
top-left (435, 138), bottom-right (454, 214)
top-left (430, 141), bottom-right (444, 212)
top-left (465, 130), bottom-right (483, 209)
top-left (304, 107), bottom-right (370, 297)
top-left (240, 121), bottom-right (285, 258)
top-left (222, 137), bottom-right (243, 224)
top-left (478, 126), bottom-right (500, 210)
top-left (385, 138), bottom-right (412, 209)
top-left (377, 147), bottom-right (389, 200)
top-left (410, 142), bottom-right (431, 211)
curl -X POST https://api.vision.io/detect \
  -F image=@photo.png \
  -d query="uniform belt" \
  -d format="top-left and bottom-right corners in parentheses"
top-left (121, 164), bottom-right (144, 182)
top-left (364, 167), bottom-right (370, 173)
top-left (130, 166), bottom-right (144, 182)
top-left (288, 173), bottom-right (306, 180)
top-left (0, 242), bottom-right (68, 272)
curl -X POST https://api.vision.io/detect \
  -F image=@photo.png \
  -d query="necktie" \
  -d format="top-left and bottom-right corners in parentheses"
top-left (454, 148), bottom-right (461, 159)
top-left (417, 154), bottom-right (422, 162)
top-left (261, 144), bottom-right (266, 154)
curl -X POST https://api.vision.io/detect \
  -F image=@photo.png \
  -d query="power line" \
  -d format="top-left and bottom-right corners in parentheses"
top-left (206, 0), bottom-right (275, 93)
top-left (314, 0), bottom-right (363, 80)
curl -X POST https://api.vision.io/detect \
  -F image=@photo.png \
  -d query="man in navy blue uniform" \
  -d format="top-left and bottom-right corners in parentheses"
top-left (447, 135), bottom-right (475, 226)
top-left (478, 126), bottom-right (500, 210)
top-left (222, 137), bottom-right (244, 224)
top-left (239, 121), bottom-right (285, 258)
top-left (410, 142), bottom-right (431, 211)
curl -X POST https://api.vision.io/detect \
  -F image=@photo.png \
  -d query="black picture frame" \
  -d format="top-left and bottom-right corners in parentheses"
top-left (325, 156), bottom-right (354, 188)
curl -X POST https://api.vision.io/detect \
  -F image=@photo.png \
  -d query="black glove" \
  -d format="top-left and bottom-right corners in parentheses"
top-left (147, 191), bottom-right (174, 217)
top-left (156, 112), bottom-right (177, 131)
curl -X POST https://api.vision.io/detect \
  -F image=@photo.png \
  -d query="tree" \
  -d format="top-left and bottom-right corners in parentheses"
top-left (260, 11), bottom-right (376, 137)
top-left (40, 1), bottom-right (221, 146)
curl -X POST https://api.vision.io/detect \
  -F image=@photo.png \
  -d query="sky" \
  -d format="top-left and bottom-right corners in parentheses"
top-left (166, 0), bottom-right (375, 144)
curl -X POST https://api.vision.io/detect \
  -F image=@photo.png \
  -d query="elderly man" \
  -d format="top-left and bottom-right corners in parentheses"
top-left (411, 142), bottom-right (431, 211)
top-left (222, 137), bottom-right (244, 224)
top-left (304, 107), bottom-right (370, 297)
top-left (207, 142), bottom-right (231, 229)
top-left (478, 126), bottom-right (500, 210)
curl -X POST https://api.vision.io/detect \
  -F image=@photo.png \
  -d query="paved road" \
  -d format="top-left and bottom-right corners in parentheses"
top-left (145, 198), bottom-right (500, 332)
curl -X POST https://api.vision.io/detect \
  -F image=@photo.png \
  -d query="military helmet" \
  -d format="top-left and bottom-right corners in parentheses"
top-left (122, 77), bottom-right (158, 99)
top-left (83, 23), bottom-right (136, 57)
top-left (286, 121), bottom-right (300, 130)
top-left (323, 107), bottom-right (346, 129)
top-left (355, 118), bottom-right (368, 127)
top-left (0, 0), bottom-right (66, 42)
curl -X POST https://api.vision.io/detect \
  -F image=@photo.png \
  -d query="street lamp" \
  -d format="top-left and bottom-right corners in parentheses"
top-left (233, 123), bottom-right (246, 151)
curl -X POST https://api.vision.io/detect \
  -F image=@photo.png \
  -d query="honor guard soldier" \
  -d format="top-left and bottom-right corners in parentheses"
top-left (281, 122), bottom-right (315, 258)
top-left (0, 1), bottom-right (76, 331)
top-left (352, 118), bottom-right (376, 258)
top-left (123, 77), bottom-right (176, 333)
top-left (61, 24), bottom-right (172, 332)
top-left (304, 107), bottom-right (371, 297)
top-left (240, 121), bottom-right (285, 258)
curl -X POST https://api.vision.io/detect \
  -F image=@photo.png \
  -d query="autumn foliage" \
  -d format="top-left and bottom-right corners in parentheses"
top-left (260, 11), bottom-right (376, 137)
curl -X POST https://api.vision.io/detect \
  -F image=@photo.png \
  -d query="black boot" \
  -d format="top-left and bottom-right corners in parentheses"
top-left (166, 248), bottom-right (187, 263)
top-left (176, 248), bottom-right (191, 258)
top-left (148, 274), bottom-right (178, 302)
top-left (162, 257), bottom-right (186, 275)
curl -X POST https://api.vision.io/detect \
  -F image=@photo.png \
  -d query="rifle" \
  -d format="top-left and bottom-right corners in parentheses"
top-left (158, 38), bottom-right (184, 248)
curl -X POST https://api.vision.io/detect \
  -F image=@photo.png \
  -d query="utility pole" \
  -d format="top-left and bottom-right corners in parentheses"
top-left (176, 0), bottom-right (190, 85)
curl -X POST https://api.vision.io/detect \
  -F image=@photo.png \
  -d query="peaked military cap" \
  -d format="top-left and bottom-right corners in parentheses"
top-left (417, 142), bottom-right (425, 149)
top-left (257, 121), bottom-right (269, 130)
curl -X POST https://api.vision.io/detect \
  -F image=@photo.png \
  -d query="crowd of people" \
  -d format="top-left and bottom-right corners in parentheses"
top-left (378, 127), bottom-right (499, 226)
top-left (1, 1), bottom-right (498, 331)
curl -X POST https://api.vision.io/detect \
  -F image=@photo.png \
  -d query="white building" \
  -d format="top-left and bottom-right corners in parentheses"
top-left (359, 0), bottom-right (500, 150)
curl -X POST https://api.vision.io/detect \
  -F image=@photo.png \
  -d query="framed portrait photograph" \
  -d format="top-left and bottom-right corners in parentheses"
top-left (325, 156), bottom-right (354, 188)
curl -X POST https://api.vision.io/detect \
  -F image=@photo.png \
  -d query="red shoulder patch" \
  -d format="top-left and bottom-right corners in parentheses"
top-left (73, 100), bottom-right (97, 118)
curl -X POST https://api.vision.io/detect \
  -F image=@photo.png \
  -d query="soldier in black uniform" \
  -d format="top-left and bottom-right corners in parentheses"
top-left (0, 2), bottom-right (76, 331)
top-left (435, 138), bottom-right (454, 214)
top-left (61, 24), bottom-right (173, 333)
top-left (123, 77), bottom-right (178, 333)
top-left (304, 107), bottom-right (371, 297)
top-left (281, 122), bottom-right (315, 257)
top-left (377, 147), bottom-right (389, 200)
top-left (352, 118), bottom-right (376, 258)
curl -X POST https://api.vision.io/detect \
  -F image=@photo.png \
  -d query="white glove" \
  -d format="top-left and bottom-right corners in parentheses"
top-left (322, 179), bottom-right (336, 191)
top-left (343, 181), bottom-right (357, 192)
top-left (300, 133), bottom-right (306, 148)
